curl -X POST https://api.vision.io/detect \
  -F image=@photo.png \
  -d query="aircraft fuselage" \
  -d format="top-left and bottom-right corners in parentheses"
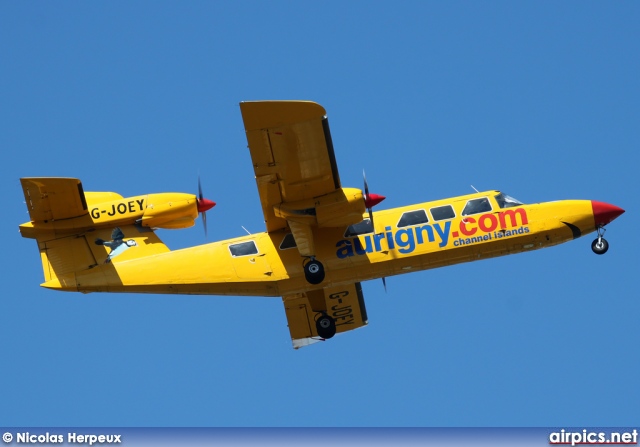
top-left (41, 190), bottom-right (619, 296)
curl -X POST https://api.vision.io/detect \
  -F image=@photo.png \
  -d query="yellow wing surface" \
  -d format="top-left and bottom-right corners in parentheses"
top-left (20, 178), bottom-right (169, 288)
top-left (283, 282), bottom-right (368, 349)
top-left (240, 101), bottom-right (341, 233)
top-left (21, 177), bottom-right (89, 222)
top-left (241, 101), bottom-right (371, 347)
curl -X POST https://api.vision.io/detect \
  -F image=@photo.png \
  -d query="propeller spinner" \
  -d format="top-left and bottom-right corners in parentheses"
top-left (197, 177), bottom-right (216, 236)
top-left (363, 170), bottom-right (385, 229)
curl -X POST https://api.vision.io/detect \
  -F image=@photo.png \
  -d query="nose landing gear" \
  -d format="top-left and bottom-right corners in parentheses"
top-left (591, 225), bottom-right (609, 255)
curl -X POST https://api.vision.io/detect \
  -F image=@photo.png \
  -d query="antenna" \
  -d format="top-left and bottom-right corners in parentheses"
top-left (241, 226), bottom-right (252, 235)
top-left (470, 185), bottom-right (479, 193)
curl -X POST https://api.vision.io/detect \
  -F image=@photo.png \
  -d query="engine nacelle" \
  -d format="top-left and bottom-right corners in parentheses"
top-left (315, 187), bottom-right (365, 228)
top-left (274, 187), bottom-right (366, 228)
top-left (86, 192), bottom-right (198, 230)
top-left (138, 193), bottom-right (198, 229)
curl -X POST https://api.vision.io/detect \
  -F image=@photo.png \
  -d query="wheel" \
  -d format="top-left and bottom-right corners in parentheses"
top-left (316, 314), bottom-right (336, 339)
top-left (304, 259), bottom-right (325, 285)
top-left (591, 238), bottom-right (609, 255)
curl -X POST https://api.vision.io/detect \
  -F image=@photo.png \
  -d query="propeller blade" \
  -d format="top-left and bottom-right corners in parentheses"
top-left (202, 209), bottom-right (208, 237)
top-left (363, 170), bottom-right (370, 197)
top-left (382, 277), bottom-right (387, 293)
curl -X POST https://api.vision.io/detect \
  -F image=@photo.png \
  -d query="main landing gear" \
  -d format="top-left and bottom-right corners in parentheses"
top-left (591, 225), bottom-right (609, 255)
top-left (315, 313), bottom-right (336, 339)
top-left (303, 257), bottom-right (325, 285)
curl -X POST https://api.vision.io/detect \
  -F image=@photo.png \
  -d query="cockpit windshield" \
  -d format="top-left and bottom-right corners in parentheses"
top-left (495, 192), bottom-right (524, 208)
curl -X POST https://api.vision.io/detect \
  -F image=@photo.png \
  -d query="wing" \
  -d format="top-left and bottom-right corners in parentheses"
top-left (21, 177), bottom-right (88, 222)
top-left (240, 101), bottom-right (341, 233)
top-left (40, 224), bottom-right (169, 285)
top-left (282, 282), bottom-right (368, 349)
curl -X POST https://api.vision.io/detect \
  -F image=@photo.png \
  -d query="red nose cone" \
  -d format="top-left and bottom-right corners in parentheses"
top-left (197, 198), bottom-right (216, 213)
top-left (591, 201), bottom-right (624, 226)
top-left (364, 193), bottom-right (386, 209)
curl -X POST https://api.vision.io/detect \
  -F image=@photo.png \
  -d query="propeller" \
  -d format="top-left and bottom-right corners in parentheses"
top-left (363, 170), bottom-right (385, 231)
top-left (362, 171), bottom-right (387, 293)
top-left (196, 176), bottom-right (216, 236)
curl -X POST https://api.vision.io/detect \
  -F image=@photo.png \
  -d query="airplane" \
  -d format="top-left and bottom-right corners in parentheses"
top-left (19, 101), bottom-right (625, 349)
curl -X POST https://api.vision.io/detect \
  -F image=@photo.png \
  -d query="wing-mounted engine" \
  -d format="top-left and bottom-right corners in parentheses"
top-left (137, 193), bottom-right (199, 229)
top-left (273, 187), bottom-right (366, 228)
top-left (140, 177), bottom-right (216, 233)
top-left (274, 186), bottom-right (385, 286)
top-left (19, 178), bottom-right (216, 236)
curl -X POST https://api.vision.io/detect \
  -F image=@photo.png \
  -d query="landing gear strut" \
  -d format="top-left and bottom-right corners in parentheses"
top-left (315, 313), bottom-right (336, 339)
top-left (303, 258), bottom-right (325, 285)
top-left (591, 225), bottom-right (609, 255)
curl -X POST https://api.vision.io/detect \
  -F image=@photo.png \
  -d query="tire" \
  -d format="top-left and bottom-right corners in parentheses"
top-left (316, 314), bottom-right (336, 339)
top-left (591, 238), bottom-right (609, 255)
top-left (304, 259), bottom-right (325, 285)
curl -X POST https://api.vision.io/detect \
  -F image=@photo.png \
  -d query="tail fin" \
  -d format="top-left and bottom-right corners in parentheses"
top-left (19, 178), bottom-right (169, 290)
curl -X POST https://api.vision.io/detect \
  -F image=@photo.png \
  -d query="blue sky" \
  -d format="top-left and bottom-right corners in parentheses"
top-left (1, 2), bottom-right (638, 427)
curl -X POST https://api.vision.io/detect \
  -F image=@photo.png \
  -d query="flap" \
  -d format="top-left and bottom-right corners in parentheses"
top-left (282, 282), bottom-right (368, 349)
top-left (287, 220), bottom-right (315, 258)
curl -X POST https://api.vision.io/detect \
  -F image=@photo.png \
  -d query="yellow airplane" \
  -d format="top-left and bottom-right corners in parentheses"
top-left (19, 101), bottom-right (625, 348)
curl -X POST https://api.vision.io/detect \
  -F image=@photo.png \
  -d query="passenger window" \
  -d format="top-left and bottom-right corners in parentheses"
top-left (344, 219), bottom-right (373, 237)
top-left (279, 234), bottom-right (297, 250)
top-left (430, 205), bottom-right (455, 221)
top-left (462, 198), bottom-right (492, 216)
top-left (397, 210), bottom-right (429, 227)
top-left (229, 241), bottom-right (258, 257)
